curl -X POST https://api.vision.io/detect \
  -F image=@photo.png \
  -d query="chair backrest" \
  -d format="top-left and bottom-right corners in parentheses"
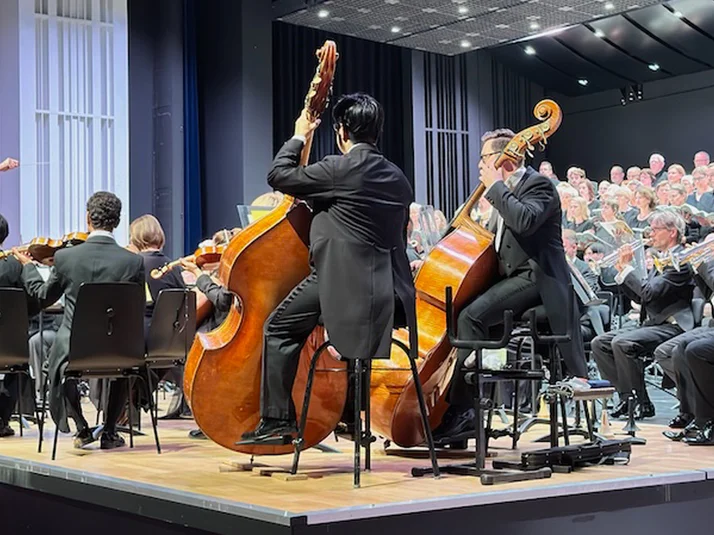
top-left (146, 289), bottom-right (196, 366)
top-left (0, 288), bottom-right (30, 369)
top-left (67, 282), bottom-right (145, 373)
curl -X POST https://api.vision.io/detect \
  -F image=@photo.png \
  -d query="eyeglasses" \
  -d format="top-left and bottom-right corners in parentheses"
top-left (479, 151), bottom-right (500, 162)
top-left (649, 226), bottom-right (668, 232)
top-left (333, 123), bottom-right (341, 132)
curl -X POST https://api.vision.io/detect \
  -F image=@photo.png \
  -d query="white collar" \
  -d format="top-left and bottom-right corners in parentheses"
top-left (348, 142), bottom-right (372, 153)
top-left (88, 230), bottom-right (115, 240)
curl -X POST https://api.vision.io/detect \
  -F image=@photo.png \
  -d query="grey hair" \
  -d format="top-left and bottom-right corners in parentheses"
top-left (650, 153), bottom-right (665, 163)
top-left (650, 210), bottom-right (686, 241)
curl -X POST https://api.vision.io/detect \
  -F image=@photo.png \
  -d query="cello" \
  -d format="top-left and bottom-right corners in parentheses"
top-left (184, 41), bottom-right (345, 454)
top-left (370, 99), bottom-right (563, 446)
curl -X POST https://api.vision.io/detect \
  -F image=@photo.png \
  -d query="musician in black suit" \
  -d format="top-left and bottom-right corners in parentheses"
top-left (592, 211), bottom-right (695, 420)
top-left (435, 129), bottom-right (587, 440)
top-left (19, 192), bottom-right (145, 450)
top-left (0, 214), bottom-right (41, 437)
top-left (241, 93), bottom-right (415, 443)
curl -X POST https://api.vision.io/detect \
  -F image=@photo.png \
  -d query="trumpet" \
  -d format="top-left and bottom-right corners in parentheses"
top-left (596, 240), bottom-right (646, 270)
top-left (654, 239), bottom-right (714, 272)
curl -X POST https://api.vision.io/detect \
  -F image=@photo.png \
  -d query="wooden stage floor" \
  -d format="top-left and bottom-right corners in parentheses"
top-left (1, 401), bottom-right (714, 533)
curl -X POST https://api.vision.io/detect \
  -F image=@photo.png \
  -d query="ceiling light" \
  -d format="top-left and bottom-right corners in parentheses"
top-left (391, 26), bottom-right (401, 33)
top-left (530, 22), bottom-right (540, 30)
top-left (594, 29), bottom-right (605, 38)
top-left (604, 2), bottom-right (615, 9)
top-left (673, 10), bottom-right (683, 18)
top-left (458, 6), bottom-right (469, 14)
top-left (524, 45), bottom-right (536, 55)
top-left (648, 63), bottom-right (660, 71)
top-left (317, 9), bottom-right (329, 18)
top-left (460, 40), bottom-right (472, 48)
top-left (578, 78), bottom-right (589, 86)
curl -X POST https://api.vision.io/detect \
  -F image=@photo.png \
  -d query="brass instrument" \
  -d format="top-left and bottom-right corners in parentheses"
top-left (596, 240), bottom-right (646, 270)
top-left (654, 239), bottom-right (714, 272)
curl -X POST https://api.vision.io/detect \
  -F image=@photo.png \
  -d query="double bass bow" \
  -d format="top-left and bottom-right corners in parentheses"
top-left (184, 41), bottom-right (344, 454)
top-left (370, 100), bottom-right (564, 447)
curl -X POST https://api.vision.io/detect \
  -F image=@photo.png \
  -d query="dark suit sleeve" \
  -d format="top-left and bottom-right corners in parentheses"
top-left (21, 264), bottom-right (65, 308)
top-left (196, 274), bottom-right (233, 312)
top-left (695, 260), bottom-right (714, 300)
top-left (485, 175), bottom-right (557, 237)
top-left (576, 259), bottom-right (600, 293)
top-left (267, 138), bottom-right (336, 200)
top-left (621, 265), bottom-right (693, 305)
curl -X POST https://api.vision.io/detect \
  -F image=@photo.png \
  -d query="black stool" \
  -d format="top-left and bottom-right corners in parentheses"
top-left (412, 287), bottom-right (550, 485)
top-left (291, 332), bottom-right (440, 488)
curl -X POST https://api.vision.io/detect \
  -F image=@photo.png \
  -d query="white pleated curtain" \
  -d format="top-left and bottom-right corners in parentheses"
top-left (20, 0), bottom-right (128, 244)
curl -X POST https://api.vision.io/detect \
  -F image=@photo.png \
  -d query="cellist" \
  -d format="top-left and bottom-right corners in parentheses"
top-left (240, 93), bottom-right (416, 444)
top-left (433, 128), bottom-right (588, 441)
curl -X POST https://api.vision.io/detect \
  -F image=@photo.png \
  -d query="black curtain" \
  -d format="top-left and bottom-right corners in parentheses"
top-left (272, 22), bottom-right (408, 172)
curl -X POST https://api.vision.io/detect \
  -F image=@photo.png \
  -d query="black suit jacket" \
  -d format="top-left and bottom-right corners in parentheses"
top-left (22, 235), bottom-right (145, 431)
top-left (694, 260), bottom-right (714, 301)
top-left (140, 251), bottom-right (185, 320)
top-left (268, 139), bottom-right (415, 358)
top-left (0, 255), bottom-right (40, 317)
top-left (620, 247), bottom-right (695, 330)
top-left (485, 166), bottom-right (587, 377)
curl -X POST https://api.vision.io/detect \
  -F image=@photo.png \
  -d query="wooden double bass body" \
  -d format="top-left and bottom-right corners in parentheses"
top-left (184, 41), bottom-right (344, 455)
top-left (371, 99), bottom-right (564, 447)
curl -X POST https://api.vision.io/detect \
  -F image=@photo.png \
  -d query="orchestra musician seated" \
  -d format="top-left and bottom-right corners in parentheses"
top-left (0, 214), bottom-right (41, 437)
top-left (16, 192), bottom-right (145, 450)
top-left (591, 211), bottom-right (696, 421)
top-left (434, 129), bottom-right (588, 442)
top-left (240, 93), bottom-right (415, 443)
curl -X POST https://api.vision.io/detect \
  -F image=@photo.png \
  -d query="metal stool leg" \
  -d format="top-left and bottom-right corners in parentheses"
top-left (511, 380), bottom-right (519, 450)
top-left (144, 372), bottom-right (162, 454)
top-left (364, 359), bottom-right (372, 472)
top-left (291, 343), bottom-right (328, 475)
top-left (38, 371), bottom-right (49, 453)
top-left (127, 377), bottom-right (135, 449)
top-left (353, 359), bottom-right (362, 488)
top-left (560, 395), bottom-right (570, 446)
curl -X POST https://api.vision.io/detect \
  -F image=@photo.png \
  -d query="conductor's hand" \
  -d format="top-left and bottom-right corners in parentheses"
top-left (294, 110), bottom-right (321, 139)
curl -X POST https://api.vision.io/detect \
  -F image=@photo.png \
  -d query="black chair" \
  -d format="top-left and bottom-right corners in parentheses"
top-left (412, 287), bottom-right (550, 485)
top-left (146, 288), bottom-right (196, 430)
top-left (290, 316), bottom-right (440, 488)
top-left (0, 288), bottom-right (40, 437)
top-left (42, 282), bottom-right (160, 460)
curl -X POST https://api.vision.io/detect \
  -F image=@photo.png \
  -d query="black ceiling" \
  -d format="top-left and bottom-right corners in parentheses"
top-left (491, 0), bottom-right (714, 96)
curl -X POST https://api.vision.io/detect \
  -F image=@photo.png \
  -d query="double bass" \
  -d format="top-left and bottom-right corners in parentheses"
top-left (184, 41), bottom-right (344, 454)
top-left (370, 100), bottom-right (564, 446)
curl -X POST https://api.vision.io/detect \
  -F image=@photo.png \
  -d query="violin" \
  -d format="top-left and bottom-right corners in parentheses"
top-left (150, 244), bottom-right (226, 279)
top-left (370, 100), bottom-right (564, 447)
top-left (2, 231), bottom-right (89, 263)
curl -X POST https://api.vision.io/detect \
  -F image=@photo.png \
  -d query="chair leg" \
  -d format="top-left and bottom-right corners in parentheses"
top-left (16, 373), bottom-right (23, 437)
top-left (583, 401), bottom-right (595, 442)
top-left (127, 377), bottom-right (135, 449)
top-left (353, 359), bottom-right (362, 489)
top-left (51, 419), bottom-right (60, 461)
top-left (364, 359), bottom-right (372, 472)
top-left (38, 370), bottom-right (50, 454)
top-left (511, 380), bottom-right (520, 450)
top-left (560, 395), bottom-right (570, 446)
top-left (400, 340), bottom-right (440, 478)
top-left (143, 371), bottom-right (162, 454)
top-left (291, 343), bottom-right (328, 475)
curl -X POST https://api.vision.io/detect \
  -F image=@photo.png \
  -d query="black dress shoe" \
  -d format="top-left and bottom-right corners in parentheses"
top-left (73, 428), bottom-right (96, 449)
top-left (663, 422), bottom-right (700, 442)
top-left (669, 413), bottom-right (694, 429)
top-left (188, 429), bottom-right (207, 440)
top-left (432, 408), bottom-right (476, 443)
top-left (633, 401), bottom-right (656, 420)
top-left (683, 421), bottom-right (714, 446)
top-left (0, 424), bottom-right (14, 438)
top-left (609, 399), bottom-right (629, 419)
top-left (100, 431), bottom-right (126, 450)
top-left (239, 418), bottom-right (298, 443)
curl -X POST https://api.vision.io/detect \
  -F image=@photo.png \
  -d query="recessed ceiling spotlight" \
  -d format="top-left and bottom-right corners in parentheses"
top-left (604, 2), bottom-right (615, 9)
top-left (578, 78), bottom-right (589, 86)
top-left (673, 10), bottom-right (684, 18)
top-left (391, 26), bottom-right (401, 33)
top-left (648, 62), bottom-right (660, 71)
top-left (524, 45), bottom-right (536, 55)
top-left (594, 29), bottom-right (605, 38)
top-left (530, 22), bottom-right (540, 30)
top-left (461, 40), bottom-right (472, 48)
top-left (317, 9), bottom-right (329, 18)
top-left (458, 6), bottom-right (469, 14)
